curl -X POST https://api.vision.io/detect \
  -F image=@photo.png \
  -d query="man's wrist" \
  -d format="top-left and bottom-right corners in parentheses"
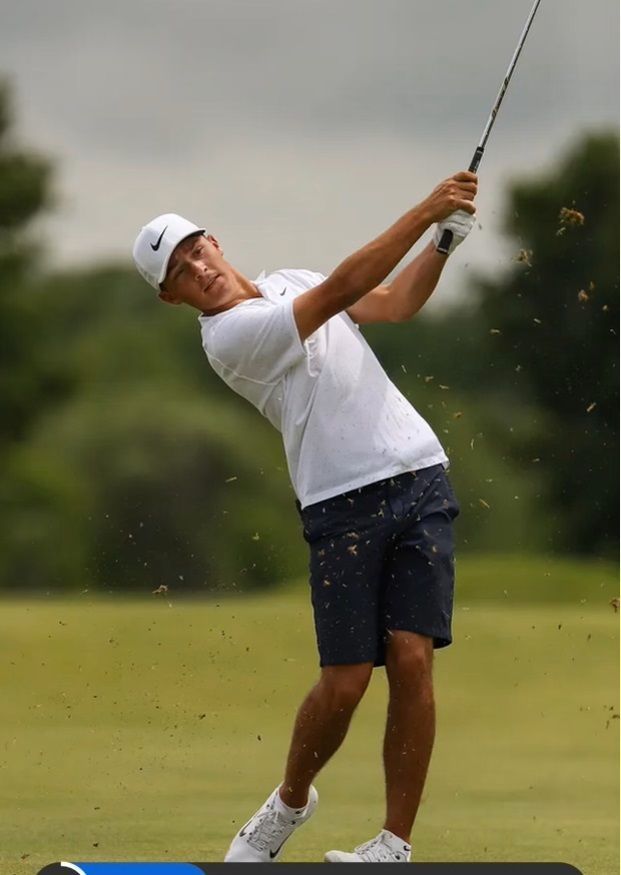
top-left (425, 239), bottom-right (448, 260)
top-left (414, 200), bottom-right (435, 229)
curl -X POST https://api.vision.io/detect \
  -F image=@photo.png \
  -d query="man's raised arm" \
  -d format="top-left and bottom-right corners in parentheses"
top-left (293, 171), bottom-right (477, 342)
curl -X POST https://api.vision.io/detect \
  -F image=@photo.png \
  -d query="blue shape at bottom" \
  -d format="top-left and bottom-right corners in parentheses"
top-left (70, 865), bottom-right (203, 875)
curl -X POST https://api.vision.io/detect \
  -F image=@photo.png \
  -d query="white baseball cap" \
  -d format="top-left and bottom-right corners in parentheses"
top-left (132, 213), bottom-right (206, 290)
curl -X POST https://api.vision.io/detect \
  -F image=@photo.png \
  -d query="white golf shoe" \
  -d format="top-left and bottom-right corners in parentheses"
top-left (224, 784), bottom-right (318, 862)
top-left (325, 829), bottom-right (411, 863)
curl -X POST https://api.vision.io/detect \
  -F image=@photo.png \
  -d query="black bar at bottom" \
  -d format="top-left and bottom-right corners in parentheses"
top-left (37, 863), bottom-right (584, 875)
top-left (192, 865), bottom-right (583, 874)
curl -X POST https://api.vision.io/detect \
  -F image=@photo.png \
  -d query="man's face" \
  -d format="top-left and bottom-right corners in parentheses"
top-left (159, 233), bottom-right (234, 312)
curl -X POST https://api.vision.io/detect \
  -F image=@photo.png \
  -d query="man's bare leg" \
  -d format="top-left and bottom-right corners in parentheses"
top-left (279, 662), bottom-right (374, 808)
top-left (382, 631), bottom-right (435, 843)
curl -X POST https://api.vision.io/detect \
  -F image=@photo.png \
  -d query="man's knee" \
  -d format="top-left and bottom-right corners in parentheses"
top-left (385, 631), bottom-right (434, 688)
top-left (318, 662), bottom-right (374, 711)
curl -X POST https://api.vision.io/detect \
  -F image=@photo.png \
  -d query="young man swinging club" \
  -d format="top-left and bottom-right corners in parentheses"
top-left (133, 169), bottom-right (477, 863)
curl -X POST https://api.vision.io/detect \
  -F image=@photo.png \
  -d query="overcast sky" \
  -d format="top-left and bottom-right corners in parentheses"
top-left (1, 0), bottom-right (618, 304)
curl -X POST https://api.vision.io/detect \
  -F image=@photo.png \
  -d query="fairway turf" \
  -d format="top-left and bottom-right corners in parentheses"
top-left (1, 557), bottom-right (618, 874)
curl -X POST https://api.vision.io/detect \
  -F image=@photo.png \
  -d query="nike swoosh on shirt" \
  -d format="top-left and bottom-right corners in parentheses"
top-left (279, 287), bottom-right (287, 296)
top-left (150, 226), bottom-right (167, 251)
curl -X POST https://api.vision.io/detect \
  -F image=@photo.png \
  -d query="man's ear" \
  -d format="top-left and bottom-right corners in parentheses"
top-left (206, 234), bottom-right (223, 254)
top-left (158, 288), bottom-right (181, 305)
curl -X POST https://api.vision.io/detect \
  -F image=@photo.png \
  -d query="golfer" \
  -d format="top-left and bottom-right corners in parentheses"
top-left (133, 171), bottom-right (477, 863)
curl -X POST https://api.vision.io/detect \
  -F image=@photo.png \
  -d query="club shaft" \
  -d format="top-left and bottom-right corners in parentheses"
top-left (478, 0), bottom-right (542, 153)
top-left (436, 0), bottom-right (542, 253)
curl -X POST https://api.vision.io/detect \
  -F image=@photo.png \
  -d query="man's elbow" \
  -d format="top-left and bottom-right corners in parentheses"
top-left (389, 305), bottom-right (417, 323)
top-left (383, 284), bottom-right (415, 323)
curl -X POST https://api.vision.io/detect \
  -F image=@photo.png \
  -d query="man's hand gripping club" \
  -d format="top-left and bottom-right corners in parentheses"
top-left (423, 171), bottom-right (478, 256)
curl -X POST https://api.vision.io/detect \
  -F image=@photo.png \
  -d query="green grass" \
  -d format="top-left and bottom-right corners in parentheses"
top-left (445, 553), bottom-right (618, 603)
top-left (1, 556), bottom-right (618, 874)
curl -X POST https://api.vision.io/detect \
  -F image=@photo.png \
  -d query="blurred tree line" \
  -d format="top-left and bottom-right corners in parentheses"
top-left (0, 80), bottom-right (618, 593)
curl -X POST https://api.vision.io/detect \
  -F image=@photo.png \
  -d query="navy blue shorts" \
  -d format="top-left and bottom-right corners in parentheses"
top-left (295, 465), bottom-right (460, 668)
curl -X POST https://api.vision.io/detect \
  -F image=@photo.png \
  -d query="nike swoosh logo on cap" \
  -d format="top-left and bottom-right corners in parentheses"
top-left (151, 225), bottom-right (168, 251)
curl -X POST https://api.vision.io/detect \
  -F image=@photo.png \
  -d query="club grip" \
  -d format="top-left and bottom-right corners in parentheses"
top-left (436, 229), bottom-right (453, 255)
top-left (437, 145), bottom-right (484, 254)
top-left (469, 146), bottom-right (484, 173)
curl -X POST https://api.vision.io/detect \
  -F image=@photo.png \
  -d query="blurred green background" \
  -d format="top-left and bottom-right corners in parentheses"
top-left (0, 81), bottom-right (618, 595)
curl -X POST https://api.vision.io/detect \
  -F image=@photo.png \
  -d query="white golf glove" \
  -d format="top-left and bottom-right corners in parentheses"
top-left (433, 209), bottom-right (476, 255)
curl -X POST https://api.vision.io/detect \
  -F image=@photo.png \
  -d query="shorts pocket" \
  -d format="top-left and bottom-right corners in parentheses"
top-left (301, 512), bottom-right (362, 544)
top-left (442, 474), bottom-right (461, 520)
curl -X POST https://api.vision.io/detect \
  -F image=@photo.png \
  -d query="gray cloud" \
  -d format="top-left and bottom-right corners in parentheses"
top-left (1, 0), bottom-right (618, 302)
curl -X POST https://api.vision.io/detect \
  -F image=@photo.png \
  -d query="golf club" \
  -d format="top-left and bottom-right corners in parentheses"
top-left (436, 0), bottom-right (542, 254)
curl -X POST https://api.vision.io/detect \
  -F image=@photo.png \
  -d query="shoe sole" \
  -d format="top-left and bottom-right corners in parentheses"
top-left (324, 851), bottom-right (358, 863)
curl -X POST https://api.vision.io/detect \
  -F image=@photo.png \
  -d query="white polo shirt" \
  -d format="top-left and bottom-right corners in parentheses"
top-left (199, 268), bottom-right (448, 509)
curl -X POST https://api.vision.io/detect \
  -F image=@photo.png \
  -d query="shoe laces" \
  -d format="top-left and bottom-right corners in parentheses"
top-left (355, 834), bottom-right (404, 862)
top-left (246, 808), bottom-right (293, 853)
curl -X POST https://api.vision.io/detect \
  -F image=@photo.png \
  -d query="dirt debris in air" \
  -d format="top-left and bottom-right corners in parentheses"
top-left (609, 598), bottom-right (619, 613)
top-left (559, 206), bottom-right (585, 228)
top-left (515, 249), bottom-right (533, 267)
top-left (152, 584), bottom-right (168, 595)
top-left (577, 281), bottom-right (595, 303)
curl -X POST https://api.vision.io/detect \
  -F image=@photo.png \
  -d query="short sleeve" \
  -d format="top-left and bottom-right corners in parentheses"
top-left (205, 299), bottom-right (306, 384)
top-left (299, 269), bottom-right (328, 287)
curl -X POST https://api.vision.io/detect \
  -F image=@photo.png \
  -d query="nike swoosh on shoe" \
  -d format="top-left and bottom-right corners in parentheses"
top-left (238, 817), bottom-right (254, 837)
top-left (269, 836), bottom-right (289, 859)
